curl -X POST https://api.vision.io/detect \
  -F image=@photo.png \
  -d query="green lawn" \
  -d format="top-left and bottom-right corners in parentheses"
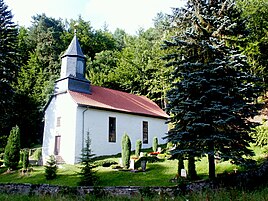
top-left (0, 144), bottom-right (267, 187)
top-left (0, 157), bottom-right (242, 187)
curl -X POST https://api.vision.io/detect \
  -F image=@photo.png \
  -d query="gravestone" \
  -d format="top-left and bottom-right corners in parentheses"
top-left (181, 169), bottom-right (187, 178)
top-left (141, 160), bottom-right (147, 171)
top-left (129, 159), bottom-right (135, 170)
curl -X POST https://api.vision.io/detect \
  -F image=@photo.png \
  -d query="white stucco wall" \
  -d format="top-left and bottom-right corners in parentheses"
top-left (43, 93), bottom-right (169, 165)
top-left (74, 108), bottom-right (168, 163)
top-left (42, 92), bottom-right (78, 164)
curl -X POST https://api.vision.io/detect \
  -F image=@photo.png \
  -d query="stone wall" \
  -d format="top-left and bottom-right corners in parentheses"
top-left (0, 183), bottom-right (211, 197)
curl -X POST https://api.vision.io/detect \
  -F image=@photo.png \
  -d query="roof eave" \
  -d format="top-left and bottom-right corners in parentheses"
top-left (77, 103), bottom-right (169, 120)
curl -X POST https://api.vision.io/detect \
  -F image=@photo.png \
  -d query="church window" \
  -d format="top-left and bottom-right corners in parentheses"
top-left (109, 117), bottom-right (116, 142)
top-left (56, 117), bottom-right (61, 127)
top-left (143, 121), bottom-right (148, 144)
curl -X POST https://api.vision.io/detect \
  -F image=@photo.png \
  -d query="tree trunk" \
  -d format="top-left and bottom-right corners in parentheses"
top-left (177, 156), bottom-right (184, 176)
top-left (208, 142), bottom-right (215, 179)
top-left (208, 153), bottom-right (215, 179)
top-left (188, 156), bottom-right (197, 180)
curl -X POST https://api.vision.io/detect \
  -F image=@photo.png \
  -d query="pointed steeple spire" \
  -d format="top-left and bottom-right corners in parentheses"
top-left (55, 32), bottom-right (91, 94)
top-left (60, 34), bottom-right (86, 79)
top-left (62, 35), bottom-right (85, 59)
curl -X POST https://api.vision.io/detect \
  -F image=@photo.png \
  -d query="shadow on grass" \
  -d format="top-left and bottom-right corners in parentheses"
top-left (97, 163), bottom-right (177, 187)
top-left (0, 166), bottom-right (80, 186)
top-left (0, 167), bottom-right (7, 174)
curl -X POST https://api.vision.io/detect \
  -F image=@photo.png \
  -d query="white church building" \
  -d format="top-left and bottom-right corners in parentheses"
top-left (42, 34), bottom-right (169, 164)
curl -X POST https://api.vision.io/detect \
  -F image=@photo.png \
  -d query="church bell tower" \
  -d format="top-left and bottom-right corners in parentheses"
top-left (54, 32), bottom-right (91, 94)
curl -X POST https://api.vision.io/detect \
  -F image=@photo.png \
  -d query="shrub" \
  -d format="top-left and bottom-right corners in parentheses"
top-left (152, 137), bottom-right (158, 152)
top-left (93, 159), bottom-right (117, 167)
top-left (32, 148), bottom-right (42, 161)
top-left (78, 132), bottom-right (99, 186)
top-left (147, 156), bottom-right (162, 163)
top-left (166, 142), bottom-right (173, 150)
top-left (135, 139), bottom-right (142, 157)
top-left (121, 133), bottom-right (131, 169)
top-left (4, 126), bottom-right (21, 170)
top-left (22, 149), bottom-right (29, 171)
top-left (250, 124), bottom-right (268, 147)
top-left (44, 155), bottom-right (57, 180)
top-left (134, 156), bottom-right (148, 169)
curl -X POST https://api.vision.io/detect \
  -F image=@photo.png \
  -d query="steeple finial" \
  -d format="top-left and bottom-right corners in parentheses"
top-left (74, 22), bottom-right (79, 35)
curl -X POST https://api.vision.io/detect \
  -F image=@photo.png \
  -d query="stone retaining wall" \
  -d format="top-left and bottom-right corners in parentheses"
top-left (0, 182), bottom-right (211, 197)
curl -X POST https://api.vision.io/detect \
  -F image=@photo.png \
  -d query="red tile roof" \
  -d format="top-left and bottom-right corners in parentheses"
top-left (69, 85), bottom-right (168, 119)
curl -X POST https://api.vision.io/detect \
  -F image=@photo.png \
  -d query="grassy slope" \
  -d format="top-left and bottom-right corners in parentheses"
top-left (0, 144), bottom-right (267, 187)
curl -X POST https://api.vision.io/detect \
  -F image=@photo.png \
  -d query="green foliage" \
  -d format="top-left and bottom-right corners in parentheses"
top-left (111, 29), bottom-right (172, 108)
top-left (237, 0), bottom-right (268, 91)
top-left (4, 126), bottom-right (21, 170)
top-left (0, 144), bottom-right (267, 187)
top-left (139, 186), bottom-right (156, 199)
top-left (44, 155), bottom-right (57, 180)
top-left (164, 0), bottom-right (262, 180)
top-left (250, 124), bottom-right (268, 147)
top-left (0, 0), bottom-right (19, 147)
top-left (62, 16), bottom-right (117, 60)
top-left (78, 133), bottom-right (99, 186)
top-left (166, 142), bottom-right (173, 149)
top-left (93, 159), bottom-right (117, 167)
top-left (121, 133), bottom-right (131, 169)
top-left (32, 147), bottom-right (42, 161)
top-left (22, 149), bottom-right (29, 171)
top-left (11, 14), bottom-right (64, 148)
top-left (135, 139), bottom-right (142, 157)
top-left (152, 137), bottom-right (158, 152)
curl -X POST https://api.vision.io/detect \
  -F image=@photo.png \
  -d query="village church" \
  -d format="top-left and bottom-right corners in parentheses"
top-left (42, 34), bottom-right (169, 164)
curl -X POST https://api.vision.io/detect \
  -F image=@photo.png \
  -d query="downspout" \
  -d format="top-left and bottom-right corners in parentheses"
top-left (82, 107), bottom-right (89, 150)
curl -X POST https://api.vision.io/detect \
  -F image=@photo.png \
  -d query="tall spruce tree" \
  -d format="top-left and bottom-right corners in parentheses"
top-left (164, 0), bottom-right (262, 179)
top-left (0, 0), bottom-right (18, 144)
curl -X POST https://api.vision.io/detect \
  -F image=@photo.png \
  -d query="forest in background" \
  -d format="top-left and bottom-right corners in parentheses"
top-left (0, 0), bottom-right (267, 152)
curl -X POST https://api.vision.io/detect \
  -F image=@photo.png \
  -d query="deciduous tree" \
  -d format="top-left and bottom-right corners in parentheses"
top-left (237, 0), bottom-right (268, 92)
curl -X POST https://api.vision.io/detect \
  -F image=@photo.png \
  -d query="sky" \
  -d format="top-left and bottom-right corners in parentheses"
top-left (5, 0), bottom-right (185, 35)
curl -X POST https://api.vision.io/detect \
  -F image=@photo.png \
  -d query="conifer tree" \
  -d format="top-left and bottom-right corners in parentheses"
top-left (164, 0), bottom-right (262, 179)
top-left (121, 133), bottom-right (131, 169)
top-left (135, 139), bottom-right (142, 157)
top-left (22, 148), bottom-right (29, 171)
top-left (78, 132), bottom-right (98, 186)
top-left (4, 125), bottom-right (21, 170)
top-left (0, 0), bottom-right (18, 142)
top-left (44, 155), bottom-right (57, 180)
top-left (153, 137), bottom-right (158, 152)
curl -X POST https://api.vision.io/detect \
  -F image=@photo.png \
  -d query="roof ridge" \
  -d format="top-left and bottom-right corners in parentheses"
top-left (68, 85), bottom-right (169, 119)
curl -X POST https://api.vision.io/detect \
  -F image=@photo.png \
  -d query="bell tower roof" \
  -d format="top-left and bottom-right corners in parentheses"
top-left (62, 34), bottom-right (85, 59)
top-left (55, 33), bottom-right (91, 95)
